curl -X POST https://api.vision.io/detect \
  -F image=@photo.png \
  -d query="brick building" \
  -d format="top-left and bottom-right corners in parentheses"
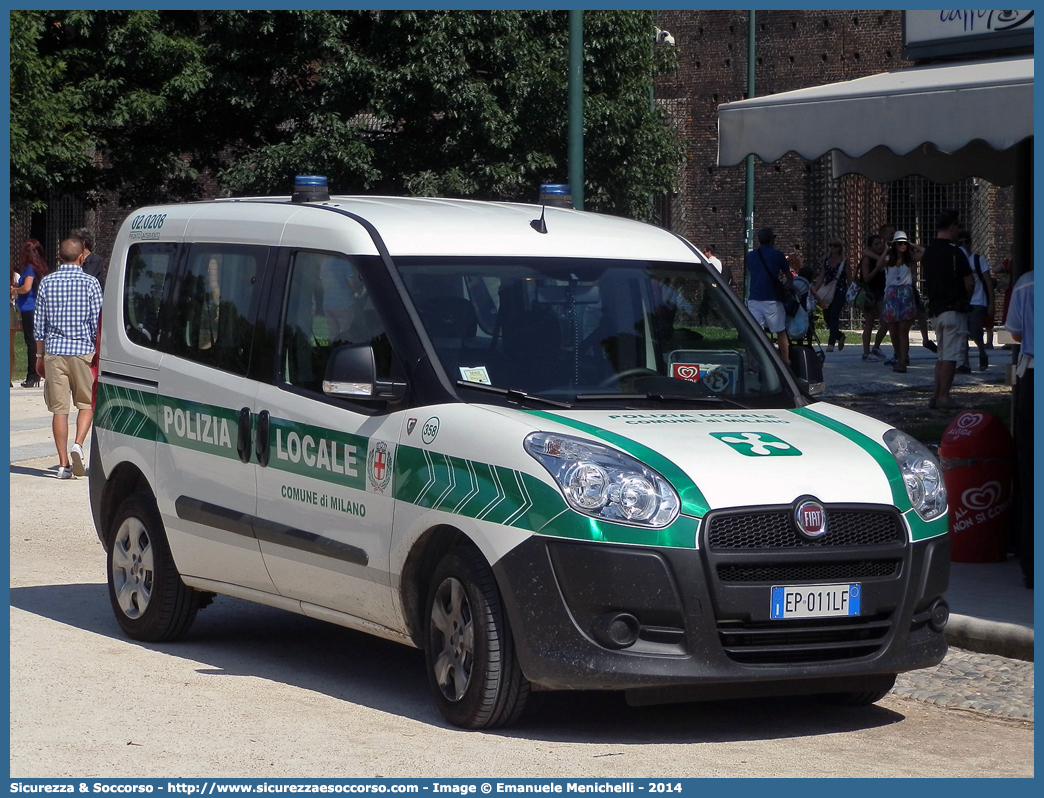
top-left (653, 9), bottom-right (1014, 322)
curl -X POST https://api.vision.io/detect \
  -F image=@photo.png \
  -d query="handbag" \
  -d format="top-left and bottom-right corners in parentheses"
top-left (845, 281), bottom-right (861, 304)
top-left (756, 248), bottom-right (800, 317)
top-left (815, 279), bottom-right (837, 307)
top-left (815, 258), bottom-right (843, 307)
top-left (855, 285), bottom-right (877, 311)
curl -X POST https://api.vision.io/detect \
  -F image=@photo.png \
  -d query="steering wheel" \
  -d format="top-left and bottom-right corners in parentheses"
top-left (598, 367), bottom-right (659, 388)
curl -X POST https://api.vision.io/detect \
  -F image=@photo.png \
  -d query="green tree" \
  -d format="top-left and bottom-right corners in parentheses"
top-left (10, 11), bottom-right (93, 217)
top-left (11, 10), bottom-right (681, 222)
top-left (360, 10), bottom-right (681, 218)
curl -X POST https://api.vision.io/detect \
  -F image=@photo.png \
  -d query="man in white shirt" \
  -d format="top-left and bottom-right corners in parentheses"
top-left (703, 245), bottom-right (723, 274)
top-left (957, 229), bottom-right (994, 372)
top-left (703, 244), bottom-right (734, 289)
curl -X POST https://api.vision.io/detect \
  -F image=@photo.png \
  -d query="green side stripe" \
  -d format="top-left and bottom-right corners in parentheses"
top-left (522, 409), bottom-right (710, 518)
top-left (790, 406), bottom-right (948, 542)
top-left (96, 383), bottom-right (702, 549)
top-left (266, 416), bottom-right (368, 490)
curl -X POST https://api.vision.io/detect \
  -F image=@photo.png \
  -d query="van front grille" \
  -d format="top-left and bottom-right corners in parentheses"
top-left (717, 614), bottom-right (892, 664)
top-left (717, 560), bottom-right (900, 584)
top-left (706, 509), bottom-right (903, 550)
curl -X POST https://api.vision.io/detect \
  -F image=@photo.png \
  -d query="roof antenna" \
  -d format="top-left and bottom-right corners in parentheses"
top-left (530, 205), bottom-right (548, 234)
top-left (531, 183), bottom-right (571, 234)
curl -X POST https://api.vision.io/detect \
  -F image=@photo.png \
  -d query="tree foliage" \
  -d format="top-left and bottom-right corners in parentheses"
top-left (10, 11), bottom-right (93, 215)
top-left (10, 10), bottom-right (681, 222)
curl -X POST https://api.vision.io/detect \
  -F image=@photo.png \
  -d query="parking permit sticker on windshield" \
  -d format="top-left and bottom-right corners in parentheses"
top-left (459, 366), bottom-right (491, 385)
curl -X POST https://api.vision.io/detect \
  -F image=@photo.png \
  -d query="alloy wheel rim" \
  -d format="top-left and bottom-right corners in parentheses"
top-left (112, 517), bottom-right (154, 619)
top-left (430, 577), bottom-right (475, 702)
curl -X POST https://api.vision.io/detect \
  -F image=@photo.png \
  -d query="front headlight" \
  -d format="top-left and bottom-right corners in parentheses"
top-left (524, 432), bottom-right (680, 528)
top-left (883, 429), bottom-right (947, 521)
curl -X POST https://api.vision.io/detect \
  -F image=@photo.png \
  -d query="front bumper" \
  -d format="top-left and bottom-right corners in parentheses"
top-left (493, 504), bottom-right (949, 698)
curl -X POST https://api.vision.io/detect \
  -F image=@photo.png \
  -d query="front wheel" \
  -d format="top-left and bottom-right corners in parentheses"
top-left (424, 545), bottom-right (530, 729)
top-left (107, 493), bottom-right (201, 642)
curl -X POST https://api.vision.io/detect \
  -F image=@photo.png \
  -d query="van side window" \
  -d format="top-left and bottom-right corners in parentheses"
top-left (124, 243), bottom-right (177, 349)
top-left (280, 252), bottom-right (392, 392)
top-left (170, 244), bottom-right (267, 376)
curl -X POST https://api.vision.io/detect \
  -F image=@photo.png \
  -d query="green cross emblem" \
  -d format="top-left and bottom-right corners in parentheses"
top-left (710, 431), bottom-right (802, 457)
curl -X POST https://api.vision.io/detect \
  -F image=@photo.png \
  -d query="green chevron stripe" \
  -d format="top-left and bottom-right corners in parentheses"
top-left (392, 443), bottom-right (699, 548)
top-left (521, 409), bottom-right (710, 518)
top-left (790, 406), bottom-right (948, 542)
top-left (95, 382), bottom-right (161, 441)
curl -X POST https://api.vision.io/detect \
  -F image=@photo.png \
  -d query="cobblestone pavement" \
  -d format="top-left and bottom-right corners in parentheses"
top-left (894, 647), bottom-right (1034, 721)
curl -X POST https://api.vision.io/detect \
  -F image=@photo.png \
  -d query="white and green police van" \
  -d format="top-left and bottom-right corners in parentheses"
top-left (90, 176), bottom-right (950, 729)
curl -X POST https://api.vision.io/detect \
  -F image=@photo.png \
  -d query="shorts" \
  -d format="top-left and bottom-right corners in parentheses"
top-left (746, 299), bottom-right (786, 334)
top-left (967, 305), bottom-right (988, 340)
top-left (932, 311), bottom-right (968, 363)
top-left (43, 354), bottom-right (94, 414)
top-left (882, 284), bottom-right (916, 323)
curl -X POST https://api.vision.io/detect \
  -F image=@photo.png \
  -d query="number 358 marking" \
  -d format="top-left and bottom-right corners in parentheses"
top-left (421, 417), bottom-right (440, 445)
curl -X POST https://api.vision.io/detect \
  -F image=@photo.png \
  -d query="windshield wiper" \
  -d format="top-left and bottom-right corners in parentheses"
top-left (455, 380), bottom-right (572, 408)
top-left (574, 392), bottom-right (748, 408)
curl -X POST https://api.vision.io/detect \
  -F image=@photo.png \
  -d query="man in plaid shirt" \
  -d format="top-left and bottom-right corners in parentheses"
top-left (34, 237), bottom-right (103, 479)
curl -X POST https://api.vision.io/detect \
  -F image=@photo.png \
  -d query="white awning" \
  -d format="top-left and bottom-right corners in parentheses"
top-left (717, 56), bottom-right (1033, 185)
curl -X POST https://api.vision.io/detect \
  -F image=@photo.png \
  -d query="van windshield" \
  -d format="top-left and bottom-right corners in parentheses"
top-left (397, 257), bottom-right (794, 408)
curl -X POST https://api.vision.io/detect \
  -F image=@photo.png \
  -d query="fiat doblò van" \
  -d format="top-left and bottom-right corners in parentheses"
top-left (90, 177), bottom-right (950, 729)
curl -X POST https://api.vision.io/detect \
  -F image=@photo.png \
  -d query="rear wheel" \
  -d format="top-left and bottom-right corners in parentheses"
top-left (827, 674), bottom-right (897, 706)
top-left (424, 545), bottom-right (530, 729)
top-left (107, 493), bottom-right (201, 642)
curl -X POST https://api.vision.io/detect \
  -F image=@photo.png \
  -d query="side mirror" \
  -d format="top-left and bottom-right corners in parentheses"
top-left (323, 344), bottom-right (406, 402)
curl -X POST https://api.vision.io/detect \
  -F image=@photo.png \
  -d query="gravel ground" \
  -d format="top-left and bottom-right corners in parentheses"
top-left (894, 647), bottom-right (1034, 721)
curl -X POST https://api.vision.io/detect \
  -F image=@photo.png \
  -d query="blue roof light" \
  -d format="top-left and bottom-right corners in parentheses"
top-left (292, 174), bottom-right (330, 203)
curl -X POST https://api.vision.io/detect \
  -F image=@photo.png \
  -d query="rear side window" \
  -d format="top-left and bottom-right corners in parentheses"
top-left (124, 243), bottom-right (177, 349)
top-left (169, 244), bottom-right (267, 376)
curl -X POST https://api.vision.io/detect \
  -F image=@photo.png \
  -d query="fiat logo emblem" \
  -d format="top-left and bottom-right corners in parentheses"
top-left (794, 498), bottom-right (827, 538)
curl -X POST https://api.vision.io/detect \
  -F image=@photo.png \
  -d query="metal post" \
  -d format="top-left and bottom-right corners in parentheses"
top-left (568, 10), bottom-right (584, 210)
top-left (744, 10), bottom-right (755, 256)
top-left (1012, 137), bottom-right (1032, 280)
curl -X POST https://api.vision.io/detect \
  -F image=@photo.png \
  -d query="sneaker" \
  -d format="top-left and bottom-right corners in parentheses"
top-left (56, 466), bottom-right (73, 480)
top-left (928, 397), bottom-right (938, 410)
top-left (937, 398), bottom-right (964, 411)
top-left (871, 347), bottom-right (885, 359)
top-left (979, 352), bottom-right (989, 371)
top-left (924, 340), bottom-right (938, 353)
top-left (837, 338), bottom-right (845, 351)
top-left (70, 443), bottom-right (86, 477)
top-left (884, 356), bottom-right (898, 366)
top-left (826, 344), bottom-right (834, 353)
top-left (956, 364), bottom-right (972, 374)
top-left (862, 353), bottom-right (881, 362)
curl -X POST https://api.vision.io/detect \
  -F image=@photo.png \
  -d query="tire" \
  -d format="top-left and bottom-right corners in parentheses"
top-left (106, 492), bottom-right (201, 642)
top-left (827, 674), bottom-right (897, 706)
top-left (424, 545), bottom-right (530, 729)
